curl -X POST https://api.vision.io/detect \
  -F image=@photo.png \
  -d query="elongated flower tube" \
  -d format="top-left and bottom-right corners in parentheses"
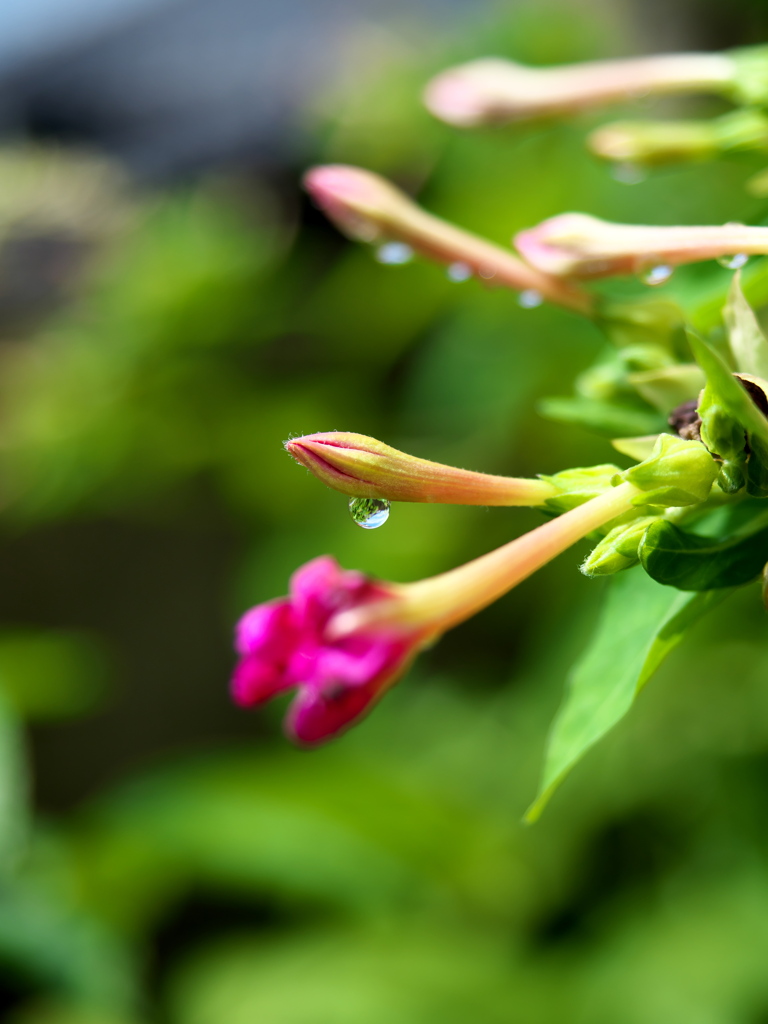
top-left (285, 431), bottom-right (557, 505)
top-left (303, 164), bottom-right (593, 314)
top-left (589, 110), bottom-right (768, 168)
top-left (514, 214), bottom-right (768, 280)
top-left (423, 53), bottom-right (735, 126)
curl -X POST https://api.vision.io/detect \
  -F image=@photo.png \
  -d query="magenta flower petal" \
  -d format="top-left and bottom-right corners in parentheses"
top-left (285, 679), bottom-right (385, 746)
top-left (231, 654), bottom-right (292, 707)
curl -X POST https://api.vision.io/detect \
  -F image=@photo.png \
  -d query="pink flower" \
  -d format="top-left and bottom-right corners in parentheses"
top-left (232, 556), bottom-right (424, 746)
top-left (232, 475), bottom-right (664, 744)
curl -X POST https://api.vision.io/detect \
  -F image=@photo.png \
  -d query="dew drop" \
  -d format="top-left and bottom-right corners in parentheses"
top-left (478, 265), bottom-right (497, 280)
top-left (349, 497), bottom-right (391, 529)
top-left (375, 242), bottom-right (414, 265)
top-left (447, 261), bottom-right (473, 282)
top-left (717, 253), bottom-right (749, 270)
top-left (612, 162), bottom-right (646, 185)
top-left (641, 263), bottom-right (674, 286)
top-left (518, 289), bottom-right (543, 308)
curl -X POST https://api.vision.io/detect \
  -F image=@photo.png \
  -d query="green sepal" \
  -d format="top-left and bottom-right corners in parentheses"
top-left (541, 464), bottom-right (619, 514)
top-left (617, 434), bottom-right (718, 508)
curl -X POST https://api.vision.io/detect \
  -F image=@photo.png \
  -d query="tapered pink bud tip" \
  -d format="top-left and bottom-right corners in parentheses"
top-left (303, 166), bottom-right (377, 210)
top-left (424, 72), bottom-right (487, 127)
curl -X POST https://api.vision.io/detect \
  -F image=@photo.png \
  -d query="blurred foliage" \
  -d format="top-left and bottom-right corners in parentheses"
top-left (1, 1), bottom-right (768, 1022)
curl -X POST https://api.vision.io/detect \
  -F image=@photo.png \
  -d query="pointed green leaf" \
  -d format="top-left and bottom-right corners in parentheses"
top-left (526, 570), bottom-right (727, 822)
top-left (724, 272), bottom-right (768, 379)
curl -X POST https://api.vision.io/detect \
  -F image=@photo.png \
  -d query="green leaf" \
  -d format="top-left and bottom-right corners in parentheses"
top-left (640, 513), bottom-right (768, 589)
top-left (526, 570), bottom-right (727, 822)
top-left (724, 272), bottom-right (768, 380)
top-left (0, 691), bottom-right (28, 873)
top-left (538, 396), bottom-right (665, 437)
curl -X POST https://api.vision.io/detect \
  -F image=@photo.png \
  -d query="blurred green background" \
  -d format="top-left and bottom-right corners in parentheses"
top-left (3, 1), bottom-right (768, 1022)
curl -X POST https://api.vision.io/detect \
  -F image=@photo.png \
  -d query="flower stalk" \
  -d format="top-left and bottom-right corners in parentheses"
top-left (514, 214), bottom-right (768, 279)
top-left (303, 165), bottom-right (593, 314)
top-left (424, 53), bottom-right (736, 126)
top-left (285, 431), bottom-right (557, 505)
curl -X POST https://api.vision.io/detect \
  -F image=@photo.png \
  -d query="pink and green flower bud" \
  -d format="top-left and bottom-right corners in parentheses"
top-left (580, 515), bottom-right (658, 576)
top-left (423, 53), bottom-right (735, 127)
top-left (514, 213), bottom-right (768, 280)
top-left (285, 431), bottom-right (557, 506)
top-left (616, 434), bottom-right (718, 508)
top-left (589, 109), bottom-right (768, 168)
top-left (303, 164), bottom-right (593, 314)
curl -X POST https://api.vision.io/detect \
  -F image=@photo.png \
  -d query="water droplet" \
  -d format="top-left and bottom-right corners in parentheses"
top-left (447, 261), bottom-right (473, 282)
top-left (612, 162), bottom-right (646, 185)
top-left (478, 265), bottom-right (497, 280)
top-left (641, 263), bottom-right (674, 286)
top-left (375, 242), bottom-right (414, 265)
top-left (349, 497), bottom-right (390, 529)
top-left (518, 289), bottom-right (543, 309)
top-left (717, 253), bottom-right (749, 270)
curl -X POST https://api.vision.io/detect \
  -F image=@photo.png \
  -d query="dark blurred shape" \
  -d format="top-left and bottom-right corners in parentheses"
top-left (0, 0), bottom-right (481, 179)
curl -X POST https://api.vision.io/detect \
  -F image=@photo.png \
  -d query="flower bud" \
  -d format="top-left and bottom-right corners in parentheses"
top-left (617, 434), bottom-right (718, 508)
top-left (581, 516), bottom-right (657, 576)
top-left (285, 431), bottom-right (557, 505)
top-left (424, 53), bottom-right (735, 126)
top-left (303, 165), bottom-right (593, 313)
top-left (514, 214), bottom-right (768, 280)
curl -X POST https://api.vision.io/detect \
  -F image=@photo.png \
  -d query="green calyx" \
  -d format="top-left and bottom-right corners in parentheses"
top-left (581, 516), bottom-right (658, 577)
top-left (617, 434), bottom-right (718, 508)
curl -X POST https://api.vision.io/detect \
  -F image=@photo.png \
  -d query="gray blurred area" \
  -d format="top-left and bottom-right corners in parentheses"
top-left (0, 0), bottom-right (483, 177)
top-left (0, 0), bottom-right (745, 179)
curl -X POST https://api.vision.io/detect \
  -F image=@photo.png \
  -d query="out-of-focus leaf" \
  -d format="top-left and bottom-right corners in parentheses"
top-left (0, 880), bottom-right (137, 1012)
top-left (166, 927), bottom-right (560, 1024)
top-left (0, 691), bottom-right (28, 873)
top-left (526, 570), bottom-right (727, 822)
top-left (628, 364), bottom-right (704, 413)
top-left (640, 514), bottom-right (768, 589)
top-left (724, 271), bottom-right (768, 379)
top-left (538, 396), bottom-right (665, 437)
top-left (0, 631), bottom-right (110, 720)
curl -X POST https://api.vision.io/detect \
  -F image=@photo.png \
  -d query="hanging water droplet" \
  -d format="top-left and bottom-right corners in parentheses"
top-left (717, 253), bottom-right (749, 270)
top-left (447, 261), bottom-right (473, 282)
top-left (612, 162), bottom-right (646, 185)
top-left (349, 497), bottom-right (391, 529)
top-left (641, 264), bottom-right (674, 286)
top-left (375, 242), bottom-right (414, 265)
top-left (518, 289), bottom-right (543, 309)
top-left (478, 265), bottom-right (497, 280)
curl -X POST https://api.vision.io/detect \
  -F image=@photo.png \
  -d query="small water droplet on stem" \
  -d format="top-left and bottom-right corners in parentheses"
top-left (375, 242), bottom-right (414, 265)
top-left (640, 263), bottom-right (674, 286)
top-left (717, 253), bottom-right (749, 270)
top-left (612, 163), bottom-right (646, 185)
top-left (518, 289), bottom-right (543, 309)
top-left (447, 261), bottom-right (473, 282)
